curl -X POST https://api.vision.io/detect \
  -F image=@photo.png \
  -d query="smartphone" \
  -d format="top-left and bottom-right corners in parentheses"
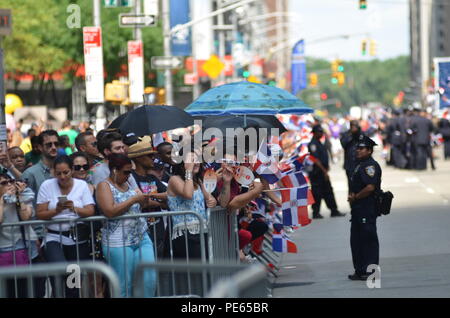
top-left (58, 196), bottom-right (68, 204)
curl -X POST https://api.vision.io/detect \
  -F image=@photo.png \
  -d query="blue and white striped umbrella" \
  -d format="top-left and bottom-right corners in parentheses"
top-left (185, 81), bottom-right (313, 116)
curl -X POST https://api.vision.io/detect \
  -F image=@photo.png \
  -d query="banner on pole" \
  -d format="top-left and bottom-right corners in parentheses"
top-left (170, 0), bottom-right (191, 56)
top-left (83, 27), bottom-right (105, 103)
top-left (291, 39), bottom-right (307, 96)
top-left (434, 57), bottom-right (450, 109)
top-left (128, 40), bottom-right (145, 104)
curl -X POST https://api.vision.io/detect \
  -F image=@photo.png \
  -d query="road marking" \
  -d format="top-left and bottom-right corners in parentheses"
top-left (283, 266), bottom-right (297, 269)
top-left (404, 177), bottom-right (419, 183)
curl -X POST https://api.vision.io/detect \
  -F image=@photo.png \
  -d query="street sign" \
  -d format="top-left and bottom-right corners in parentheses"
top-left (151, 56), bottom-right (183, 70)
top-left (202, 55), bottom-right (225, 80)
top-left (83, 27), bottom-right (105, 103)
top-left (104, 0), bottom-right (133, 7)
top-left (119, 14), bottom-right (156, 27)
top-left (0, 9), bottom-right (12, 36)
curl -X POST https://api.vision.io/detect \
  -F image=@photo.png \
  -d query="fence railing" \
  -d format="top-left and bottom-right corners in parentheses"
top-left (133, 261), bottom-right (268, 298)
top-left (0, 208), bottom-right (275, 298)
top-left (0, 261), bottom-right (121, 298)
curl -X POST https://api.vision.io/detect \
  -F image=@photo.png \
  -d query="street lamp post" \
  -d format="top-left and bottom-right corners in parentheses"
top-left (162, 0), bottom-right (174, 106)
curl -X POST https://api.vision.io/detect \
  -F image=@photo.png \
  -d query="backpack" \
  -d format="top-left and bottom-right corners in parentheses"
top-left (375, 190), bottom-right (394, 216)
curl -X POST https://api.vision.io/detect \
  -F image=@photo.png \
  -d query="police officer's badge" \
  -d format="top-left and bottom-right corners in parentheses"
top-left (310, 144), bottom-right (317, 152)
top-left (365, 165), bottom-right (375, 177)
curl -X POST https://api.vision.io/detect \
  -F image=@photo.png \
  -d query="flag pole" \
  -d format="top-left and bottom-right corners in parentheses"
top-left (262, 186), bottom-right (309, 193)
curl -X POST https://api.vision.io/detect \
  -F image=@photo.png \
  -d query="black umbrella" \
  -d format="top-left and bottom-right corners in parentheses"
top-left (195, 115), bottom-right (287, 135)
top-left (119, 105), bottom-right (195, 136)
top-left (108, 113), bottom-right (128, 129)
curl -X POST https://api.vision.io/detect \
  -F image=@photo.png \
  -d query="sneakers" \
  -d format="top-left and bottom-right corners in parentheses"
top-left (331, 211), bottom-right (345, 217)
top-left (348, 273), bottom-right (369, 281)
top-left (313, 214), bottom-right (324, 219)
top-left (242, 255), bottom-right (258, 264)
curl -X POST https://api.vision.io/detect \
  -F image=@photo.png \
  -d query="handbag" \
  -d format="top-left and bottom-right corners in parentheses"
top-left (375, 190), bottom-right (394, 216)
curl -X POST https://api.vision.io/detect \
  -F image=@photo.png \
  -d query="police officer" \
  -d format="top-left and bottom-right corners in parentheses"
top-left (411, 108), bottom-right (435, 170)
top-left (308, 125), bottom-right (345, 219)
top-left (340, 120), bottom-right (365, 193)
top-left (348, 135), bottom-right (382, 281)
top-left (386, 109), bottom-right (407, 168)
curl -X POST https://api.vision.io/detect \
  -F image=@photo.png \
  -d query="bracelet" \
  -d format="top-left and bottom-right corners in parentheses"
top-left (185, 170), bottom-right (193, 181)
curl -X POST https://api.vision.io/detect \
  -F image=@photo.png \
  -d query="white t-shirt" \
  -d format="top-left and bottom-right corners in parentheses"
top-left (37, 178), bottom-right (95, 246)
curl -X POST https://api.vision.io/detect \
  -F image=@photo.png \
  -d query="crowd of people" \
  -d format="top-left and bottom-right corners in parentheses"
top-left (0, 120), bottom-right (280, 298)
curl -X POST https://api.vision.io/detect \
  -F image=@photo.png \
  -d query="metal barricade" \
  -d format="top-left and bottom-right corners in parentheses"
top-left (207, 263), bottom-right (267, 298)
top-left (133, 261), bottom-right (268, 298)
top-left (0, 261), bottom-right (120, 298)
top-left (0, 211), bottom-right (207, 298)
top-left (207, 207), bottom-right (240, 263)
top-left (250, 230), bottom-right (282, 277)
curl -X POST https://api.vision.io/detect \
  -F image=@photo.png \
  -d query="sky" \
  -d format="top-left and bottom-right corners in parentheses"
top-left (288, 0), bottom-right (410, 61)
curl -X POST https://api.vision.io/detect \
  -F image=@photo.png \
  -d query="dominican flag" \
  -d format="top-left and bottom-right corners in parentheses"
top-left (272, 224), bottom-right (298, 253)
top-left (279, 171), bottom-right (308, 189)
top-left (253, 141), bottom-right (283, 184)
top-left (280, 187), bottom-right (311, 226)
top-left (250, 198), bottom-right (267, 217)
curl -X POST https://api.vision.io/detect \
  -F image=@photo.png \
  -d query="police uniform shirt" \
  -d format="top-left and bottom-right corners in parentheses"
top-left (308, 138), bottom-right (329, 173)
top-left (350, 157), bottom-right (382, 220)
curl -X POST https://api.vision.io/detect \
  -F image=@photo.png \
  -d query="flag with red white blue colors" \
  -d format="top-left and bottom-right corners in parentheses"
top-left (280, 187), bottom-right (311, 226)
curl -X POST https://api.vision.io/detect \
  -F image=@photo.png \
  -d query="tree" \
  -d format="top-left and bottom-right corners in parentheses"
top-left (300, 56), bottom-right (410, 114)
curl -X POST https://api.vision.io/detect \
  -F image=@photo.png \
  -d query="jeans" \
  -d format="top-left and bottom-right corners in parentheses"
top-left (43, 241), bottom-right (91, 298)
top-left (103, 233), bottom-right (156, 298)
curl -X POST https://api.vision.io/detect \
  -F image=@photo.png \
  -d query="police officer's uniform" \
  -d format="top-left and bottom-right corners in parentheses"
top-left (348, 135), bottom-right (382, 280)
top-left (308, 125), bottom-right (343, 219)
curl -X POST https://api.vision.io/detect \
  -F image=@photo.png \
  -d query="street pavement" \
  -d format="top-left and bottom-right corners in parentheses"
top-left (272, 146), bottom-right (450, 298)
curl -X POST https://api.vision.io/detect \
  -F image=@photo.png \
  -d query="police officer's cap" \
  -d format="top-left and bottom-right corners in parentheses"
top-left (356, 135), bottom-right (377, 149)
top-left (312, 125), bottom-right (324, 133)
top-left (392, 109), bottom-right (400, 116)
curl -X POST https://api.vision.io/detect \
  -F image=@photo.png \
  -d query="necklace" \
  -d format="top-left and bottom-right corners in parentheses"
top-left (108, 178), bottom-right (128, 192)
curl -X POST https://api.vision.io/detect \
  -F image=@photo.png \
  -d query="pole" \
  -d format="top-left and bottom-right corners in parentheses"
top-left (0, 37), bottom-right (7, 153)
top-left (134, 0), bottom-right (142, 41)
top-left (190, 0), bottom-right (200, 100)
top-left (93, 0), bottom-right (101, 26)
top-left (93, 0), bottom-right (106, 131)
top-left (217, 0), bottom-right (225, 84)
top-left (162, 0), bottom-right (174, 106)
top-left (275, 0), bottom-right (283, 87)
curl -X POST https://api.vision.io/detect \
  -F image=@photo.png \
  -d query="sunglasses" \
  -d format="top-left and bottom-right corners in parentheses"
top-left (44, 141), bottom-right (59, 148)
top-left (0, 180), bottom-right (14, 186)
top-left (73, 164), bottom-right (90, 171)
top-left (90, 142), bottom-right (97, 147)
top-left (122, 170), bottom-right (132, 175)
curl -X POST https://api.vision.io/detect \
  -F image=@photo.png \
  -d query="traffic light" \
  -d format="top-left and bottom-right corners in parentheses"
top-left (361, 39), bottom-right (367, 56)
top-left (242, 70), bottom-right (250, 78)
top-left (337, 72), bottom-right (345, 86)
top-left (331, 60), bottom-right (339, 73)
top-left (320, 93), bottom-right (328, 101)
top-left (309, 73), bottom-right (318, 87)
top-left (369, 39), bottom-right (377, 56)
top-left (359, 0), bottom-right (367, 9)
top-left (337, 60), bottom-right (344, 72)
top-left (331, 73), bottom-right (339, 85)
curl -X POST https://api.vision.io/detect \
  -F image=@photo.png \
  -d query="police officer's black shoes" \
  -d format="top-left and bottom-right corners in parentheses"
top-left (313, 214), bottom-right (323, 219)
top-left (331, 211), bottom-right (345, 217)
top-left (348, 273), bottom-right (369, 281)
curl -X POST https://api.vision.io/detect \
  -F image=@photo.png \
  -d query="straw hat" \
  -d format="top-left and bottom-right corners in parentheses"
top-left (128, 136), bottom-right (157, 159)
